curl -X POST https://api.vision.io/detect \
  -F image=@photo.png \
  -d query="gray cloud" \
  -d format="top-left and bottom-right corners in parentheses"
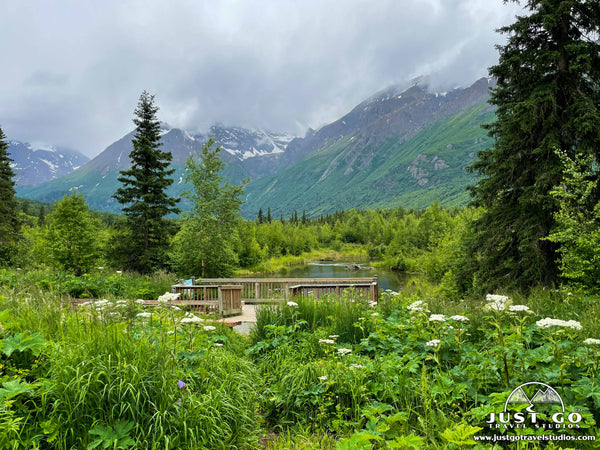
top-left (0, 0), bottom-right (522, 156)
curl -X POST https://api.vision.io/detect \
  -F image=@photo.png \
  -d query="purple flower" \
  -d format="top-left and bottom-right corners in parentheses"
top-left (178, 380), bottom-right (187, 389)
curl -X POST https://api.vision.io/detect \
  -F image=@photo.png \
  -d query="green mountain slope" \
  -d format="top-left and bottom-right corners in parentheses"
top-left (242, 102), bottom-right (494, 217)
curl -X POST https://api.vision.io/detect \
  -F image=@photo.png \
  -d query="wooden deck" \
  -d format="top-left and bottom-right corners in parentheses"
top-left (172, 277), bottom-right (378, 304)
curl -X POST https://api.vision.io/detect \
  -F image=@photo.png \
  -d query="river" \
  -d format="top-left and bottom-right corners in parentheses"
top-left (253, 261), bottom-right (410, 291)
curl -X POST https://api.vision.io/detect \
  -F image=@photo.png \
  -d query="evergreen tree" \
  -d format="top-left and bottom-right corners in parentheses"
top-left (38, 205), bottom-right (46, 226)
top-left (0, 126), bottom-right (20, 264)
top-left (257, 208), bottom-right (265, 224)
top-left (170, 138), bottom-right (246, 277)
top-left (113, 91), bottom-right (180, 273)
top-left (467, 0), bottom-right (600, 291)
top-left (267, 207), bottom-right (272, 223)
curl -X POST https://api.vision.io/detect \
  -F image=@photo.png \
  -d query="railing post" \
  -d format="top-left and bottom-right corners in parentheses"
top-left (255, 282), bottom-right (260, 301)
top-left (218, 286), bottom-right (223, 316)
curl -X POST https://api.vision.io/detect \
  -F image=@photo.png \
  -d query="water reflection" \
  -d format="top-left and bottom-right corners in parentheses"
top-left (250, 261), bottom-right (410, 291)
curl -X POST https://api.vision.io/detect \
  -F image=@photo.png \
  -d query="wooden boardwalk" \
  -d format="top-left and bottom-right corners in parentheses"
top-left (172, 277), bottom-right (379, 305)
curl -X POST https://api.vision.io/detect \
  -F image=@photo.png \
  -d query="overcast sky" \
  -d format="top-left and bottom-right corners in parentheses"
top-left (1, 0), bottom-right (523, 157)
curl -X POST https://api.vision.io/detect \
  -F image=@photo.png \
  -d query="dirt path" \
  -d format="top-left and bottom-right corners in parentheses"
top-left (219, 303), bottom-right (257, 334)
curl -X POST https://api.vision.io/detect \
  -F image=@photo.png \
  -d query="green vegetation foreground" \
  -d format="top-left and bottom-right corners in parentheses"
top-left (0, 275), bottom-right (599, 448)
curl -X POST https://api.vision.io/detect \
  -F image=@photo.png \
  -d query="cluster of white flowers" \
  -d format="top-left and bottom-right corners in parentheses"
top-left (318, 375), bottom-right (328, 381)
top-left (136, 312), bottom-right (152, 318)
top-left (80, 299), bottom-right (111, 308)
top-left (329, 335), bottom-right (339, 339)
top-left (426, 339), bottom-right (441, 347)
top-left (135, 299), bottom-right (146, 305)
top-left (371, 312), bottom-right (379, 317)
top-left (157, 292), bottom-right (180, 304)
top-left (203, 325), bottom-right (216, 331)
top-left (337, 348), bottom-right (352, 356)
top-left (509, 305), bottom-right (530, 312)
top-left (429, 314), bottom-right (447, 322)
top-left (214, 343), bottom-right (224, 347)
top-left (485, 294), bottom-right (509, 311)
top-left (180, 314), bottom-right (203, 324)
top-left (287, 301), bottom-right (298, 307)
top-left (350, 364), bottom-right (366, 369)
top-left (407, 300), bottom-right (425, 311)
top-left (583, 338), bottom-right (600, 345)
top-left (318, 339), bottom-right (335, 344)
top-left (449, 315), bottom-right (469, 322)
top-left (369, 301), bottom-right (378, 308)
top-left (536, 318), bottom-right (582, 330)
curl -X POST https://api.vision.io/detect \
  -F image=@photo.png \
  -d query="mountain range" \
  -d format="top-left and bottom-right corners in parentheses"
top-left (7, 141), bottom-right (89, 187)
top-left (15, 77), bottom-right (495, 218)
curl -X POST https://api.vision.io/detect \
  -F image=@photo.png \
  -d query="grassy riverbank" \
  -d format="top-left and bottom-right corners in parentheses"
top-left (235, 245), bottom-right (369, 276)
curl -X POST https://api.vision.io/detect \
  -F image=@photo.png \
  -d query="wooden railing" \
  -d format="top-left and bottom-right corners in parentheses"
top-left (169, 285), bottom-right (243, 316)
top-left (172, 277), bottom-right (379, 303)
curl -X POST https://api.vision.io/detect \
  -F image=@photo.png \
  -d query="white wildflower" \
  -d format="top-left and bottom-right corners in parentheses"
top-left (318, 339), bottom-right (335, 344)
top-left (214, 343), bottom-right (224, 347)
top-left (136, 312), bottom-right (152, 318)
top-left (486, 301), bottom-right (506, 312)
top-left (486, 294), bottom-right (509, 303)
top-left (509, 305), bottom-right (530, 312)
top-left (450, 315), bottom-right (469, 322)
top-left (158, 292), bottom-right (180, 304)
top-left (371, 312), bottom-right (379, 317)
top-left (350, 364), bottom-right (365, 369)
top-left (407, 300), bottom-right (425, 311)
top-left (116, 271), bottom-right (122, 274)
top-left (368, 301), bottom-right (378, 308)
top-left (337, 348), bottom-right (352, 356)
top-left (180, 315), bottom-right (203, 324)
top-left (536, 318), bottom-right (582, 330)
top-left (170, 306), bottom-right (181, 310)
top-left (116, 300), bottom-right (127, 305)
top-left (429, 314), bottom-right (447, 322)
top-left (167, 330), bottom-right (175, 335)
top-left (318, 376), bottom-right (328, 381)
top-left (287, 301), bottom-right (298, 307)
top-left (203, 325), bottom-right (216, 331)
top-left (426, 339), bottom-right (441, 347)
top-left (583, 338), bottom-right (600, 345)
top-left (328, 335), bottom-right (339, 339)
top-left (135, 299), bottom-right (145, 305)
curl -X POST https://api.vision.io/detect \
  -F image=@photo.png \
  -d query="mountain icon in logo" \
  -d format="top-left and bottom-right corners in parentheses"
top-left (530, 388), bottom-right (562, 404)
top-left (504, 382), bottom-right (564, 412)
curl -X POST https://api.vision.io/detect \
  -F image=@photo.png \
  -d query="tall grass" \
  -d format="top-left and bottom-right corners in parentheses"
top-left (0, 288), bottom-right (261, 449)
top-left (252, 291), bottom-right (374, 345)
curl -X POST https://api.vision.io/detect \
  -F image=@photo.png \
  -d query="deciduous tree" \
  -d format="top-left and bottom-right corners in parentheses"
top-left (170, 138), bottom-right (246, 277)
top-left (46, 192), bottom-right (102, 275)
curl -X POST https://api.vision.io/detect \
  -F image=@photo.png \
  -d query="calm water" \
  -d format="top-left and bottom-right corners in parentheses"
top-left (252, 261), bottom-right (410, 291)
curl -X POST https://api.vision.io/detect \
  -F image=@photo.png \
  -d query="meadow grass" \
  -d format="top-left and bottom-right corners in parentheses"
top-left (1, 271), bottom-right (600, 448)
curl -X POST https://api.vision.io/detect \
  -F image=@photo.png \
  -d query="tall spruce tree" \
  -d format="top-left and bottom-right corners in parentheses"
top-left (467, 0), bottom-right (600, 291)
top-left (0, 126), bottom-right (20, 264)
top-left (113, 91), bottom-right (180, 273)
